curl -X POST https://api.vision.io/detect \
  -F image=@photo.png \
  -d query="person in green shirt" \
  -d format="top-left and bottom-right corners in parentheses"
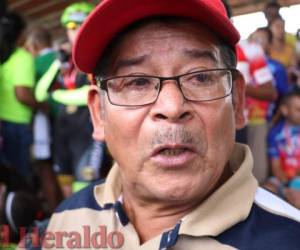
top-left (0, 12), bottom-right (46, 180)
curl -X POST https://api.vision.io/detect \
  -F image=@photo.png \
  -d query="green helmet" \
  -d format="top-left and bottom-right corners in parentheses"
top-left (61, 2), bottom-right (94, 27)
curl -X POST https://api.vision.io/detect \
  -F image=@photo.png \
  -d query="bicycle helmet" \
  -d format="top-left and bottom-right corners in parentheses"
top-left (61, 2), bottom-right (94, 28)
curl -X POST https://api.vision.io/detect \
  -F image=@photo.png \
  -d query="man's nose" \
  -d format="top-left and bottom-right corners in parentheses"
top-left (150, 80), bottom-right (193, 122)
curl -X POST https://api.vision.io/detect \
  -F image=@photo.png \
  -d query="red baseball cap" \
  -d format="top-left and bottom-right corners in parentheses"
top-left (73, 0), bottom-right (240, 74)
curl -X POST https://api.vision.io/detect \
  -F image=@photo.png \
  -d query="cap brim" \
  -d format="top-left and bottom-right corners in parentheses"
top-left (74, 0), bottom-right (240, 73)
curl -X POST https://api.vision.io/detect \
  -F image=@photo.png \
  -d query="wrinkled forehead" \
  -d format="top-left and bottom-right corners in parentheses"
top-left (125, 17), bottom-right (219, 42)
top-left (94, 16), bottom-right (222, 75)
top-left (121, 19), bottom-right (220, 52)
top-left (116, 16), bottom-right (220, 48)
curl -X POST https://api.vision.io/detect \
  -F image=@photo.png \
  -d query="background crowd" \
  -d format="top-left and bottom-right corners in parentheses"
top-left (1, 0), bottom-right (300, 247)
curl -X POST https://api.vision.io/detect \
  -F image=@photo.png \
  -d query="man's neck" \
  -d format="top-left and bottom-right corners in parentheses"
top-left (122, 190), bottom-right (196, 244)
top-left (121, 165), bottom-right (232, 244)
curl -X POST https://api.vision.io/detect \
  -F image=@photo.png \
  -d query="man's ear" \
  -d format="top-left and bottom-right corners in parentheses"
top-left (88, 85), bottom-right (105, 141)
top-left (233, 71), bottom-right (246, 129)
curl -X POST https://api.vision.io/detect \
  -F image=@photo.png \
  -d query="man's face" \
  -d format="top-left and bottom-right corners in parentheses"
top-left (89, 21), bottom-right (245, 205)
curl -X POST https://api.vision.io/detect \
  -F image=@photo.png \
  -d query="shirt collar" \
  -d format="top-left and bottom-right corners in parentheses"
top-left (179, 143), bottom-right (257, 236)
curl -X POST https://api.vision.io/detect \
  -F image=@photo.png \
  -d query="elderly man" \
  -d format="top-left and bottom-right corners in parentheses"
top-left (41, 0), bottom-right (300, 249)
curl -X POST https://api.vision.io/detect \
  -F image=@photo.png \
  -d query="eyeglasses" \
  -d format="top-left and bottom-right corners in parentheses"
top-left (95, 68), bottom-right (238, 107)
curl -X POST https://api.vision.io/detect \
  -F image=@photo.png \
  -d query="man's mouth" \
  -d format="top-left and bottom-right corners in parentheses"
top-left (153, 144), bottom-right (196, 156)
top-left (159, 148), bottom-right (189, 156)
top-left (150, 144), bottom-right (196, 168)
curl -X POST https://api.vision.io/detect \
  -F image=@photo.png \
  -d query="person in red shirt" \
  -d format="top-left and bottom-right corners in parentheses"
top-left (236, 39), bottom-right (277, 184)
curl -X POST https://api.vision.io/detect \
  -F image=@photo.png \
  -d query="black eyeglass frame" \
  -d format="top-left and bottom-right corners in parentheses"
top-left (95, 68), bottom-right (239, 107)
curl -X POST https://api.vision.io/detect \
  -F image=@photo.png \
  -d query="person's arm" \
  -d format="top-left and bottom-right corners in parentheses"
top-left (15, 86), bottom-right (37, 108)
top-left (35, 59), bottom-right (61, 102)
top-left (50, 85), bottom-right (89, 106)
top-left (246, 81), bottom-right (277, 101)
top-left (15, 86), bottom-right (48, 112)
top-left (270, 158), bottom-right (289, 184)
top-left (12, 49), bottom-right (48, 111)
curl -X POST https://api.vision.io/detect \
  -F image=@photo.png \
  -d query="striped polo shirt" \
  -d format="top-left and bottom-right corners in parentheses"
top-left (44, 144), bottom-right (300, 250)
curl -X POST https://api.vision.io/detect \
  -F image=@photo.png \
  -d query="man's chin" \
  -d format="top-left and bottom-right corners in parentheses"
top-left (151, 182), bottom-right (204, 203)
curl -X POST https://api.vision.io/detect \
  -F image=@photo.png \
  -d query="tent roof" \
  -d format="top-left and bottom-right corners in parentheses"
top-left (6, 0), bottom-right (300, 40)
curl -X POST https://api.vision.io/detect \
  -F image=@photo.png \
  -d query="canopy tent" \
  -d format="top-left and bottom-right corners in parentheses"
top-left (5, 0), bottom-right (300, 39)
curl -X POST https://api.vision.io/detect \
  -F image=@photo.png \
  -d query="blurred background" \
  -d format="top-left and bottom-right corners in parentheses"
top-left (4, 0), bottom-right (300, 40)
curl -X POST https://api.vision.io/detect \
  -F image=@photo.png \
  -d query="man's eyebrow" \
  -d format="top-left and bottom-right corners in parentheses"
top-left (113, 55), bottom-right (148, 73)
top-left (183, 49), bottom-right (218, 63)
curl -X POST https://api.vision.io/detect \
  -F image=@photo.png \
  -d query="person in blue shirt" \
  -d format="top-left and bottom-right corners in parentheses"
top-left (267, 86), bottom-right (300, 208)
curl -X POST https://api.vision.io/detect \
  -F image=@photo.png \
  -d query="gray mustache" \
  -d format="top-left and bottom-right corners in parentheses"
top-left (151, 127), bottom-right (200, 146)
